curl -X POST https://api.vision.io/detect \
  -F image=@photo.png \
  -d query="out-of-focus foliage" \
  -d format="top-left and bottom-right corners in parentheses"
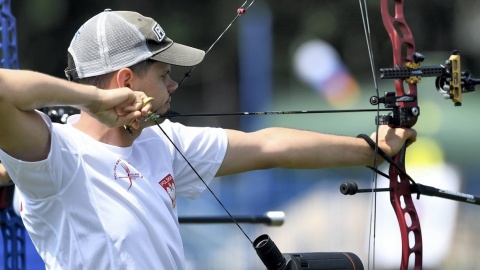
top-left (13, 0), bottom-right (465, 79)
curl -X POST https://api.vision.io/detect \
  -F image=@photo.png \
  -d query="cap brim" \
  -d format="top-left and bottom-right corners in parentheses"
top-left (150, 43), bottom-right (205, 67)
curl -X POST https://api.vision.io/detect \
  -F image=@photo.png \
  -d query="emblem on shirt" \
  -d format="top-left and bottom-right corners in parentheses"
top-left (159, 174), bottom-right (176, 208)
top-left (113, 158), bottom-right (143, 191)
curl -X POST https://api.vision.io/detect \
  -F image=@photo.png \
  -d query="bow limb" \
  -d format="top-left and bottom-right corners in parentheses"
top-left (380, 0), bottom-right (422, 269)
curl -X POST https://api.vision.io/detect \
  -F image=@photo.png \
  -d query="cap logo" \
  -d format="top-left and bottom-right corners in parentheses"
top-left (152, 23), bottom-right (165, 42)
top-left (71, 25), bottom-right (85, 43)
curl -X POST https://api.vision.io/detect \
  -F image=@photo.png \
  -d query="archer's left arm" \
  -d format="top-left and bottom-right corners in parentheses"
top-left (216, 125), bottom-right (416, 176)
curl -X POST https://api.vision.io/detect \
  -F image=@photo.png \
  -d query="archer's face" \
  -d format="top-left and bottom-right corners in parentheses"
top-left (135, 62), bottom-right (178, 125)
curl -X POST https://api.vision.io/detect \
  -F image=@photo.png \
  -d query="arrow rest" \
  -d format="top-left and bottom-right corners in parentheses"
top-left (369, 92), bottom-right (419, 127)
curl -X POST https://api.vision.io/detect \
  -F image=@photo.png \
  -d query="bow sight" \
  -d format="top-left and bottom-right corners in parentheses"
top-left (435, 51), bottom-right (480, 105)
top-left (371, 50), bottom-right (480, 127)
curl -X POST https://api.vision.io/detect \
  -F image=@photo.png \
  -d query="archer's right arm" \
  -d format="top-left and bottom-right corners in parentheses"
top-left (0, 68), bottom-right (146, 161)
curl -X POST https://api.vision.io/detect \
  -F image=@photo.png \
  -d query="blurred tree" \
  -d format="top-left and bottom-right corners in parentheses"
top-left (10, 0), bottom-right (469, 127)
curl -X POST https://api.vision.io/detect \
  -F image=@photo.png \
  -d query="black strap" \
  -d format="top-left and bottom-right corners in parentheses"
top-left (356, 133), bottom-right (416, 183)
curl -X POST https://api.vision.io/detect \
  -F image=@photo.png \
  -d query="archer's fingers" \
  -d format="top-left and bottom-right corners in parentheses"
top-left (121, 96), bottom-right (154, 114)
top-left (122, 97), bottom-right (155, 128)
top-left (140, 97), bottom-right (154, 117)
top-left (120, 111), bottom-right (142, 128)
top-left (405, 128), bottom-right (417, 146)
top-left (397, 127), bottom-right (417, 142)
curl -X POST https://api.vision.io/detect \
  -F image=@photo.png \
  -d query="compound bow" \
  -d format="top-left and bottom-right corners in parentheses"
top-left (344, 1), bottom-right (480, 270)
top-left (378, 1), bottom-right (422, 269)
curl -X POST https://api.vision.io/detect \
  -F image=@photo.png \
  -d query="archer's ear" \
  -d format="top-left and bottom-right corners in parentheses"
top-left (115, 68), bottom-right (134, 89)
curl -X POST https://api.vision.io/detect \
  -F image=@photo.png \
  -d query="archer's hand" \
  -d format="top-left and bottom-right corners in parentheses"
top-left (371, 125), bottom-right (417, 157)
top-left (86, 88), bottom-right (153, 129)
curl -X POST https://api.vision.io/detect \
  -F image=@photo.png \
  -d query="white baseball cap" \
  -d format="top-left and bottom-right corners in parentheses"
top-left (65, 9), bottom-right (205, 80)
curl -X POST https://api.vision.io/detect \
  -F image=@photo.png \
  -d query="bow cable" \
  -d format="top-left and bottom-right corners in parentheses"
top-left (177, 0), bottom-right (256, 88)
top-left (358, 0), bottom-right (382, 269)
top-left (149, 1), bottom-right (258, 246)
top-left (153, 118), bottom-right (254, 244)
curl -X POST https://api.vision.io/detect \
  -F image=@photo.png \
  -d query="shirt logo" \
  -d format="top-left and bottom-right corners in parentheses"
top-left (113, 159), bottom-right (143, 191)
top-left (159, 174), bottom-right (176, 208)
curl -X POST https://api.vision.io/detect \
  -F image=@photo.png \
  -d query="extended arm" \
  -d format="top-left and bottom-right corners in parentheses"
top-left (216, 125), bottom-right (416, 176)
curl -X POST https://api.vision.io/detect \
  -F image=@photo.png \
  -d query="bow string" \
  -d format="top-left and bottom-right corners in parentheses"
top-left (354, 0), bottom-right (422, 267)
